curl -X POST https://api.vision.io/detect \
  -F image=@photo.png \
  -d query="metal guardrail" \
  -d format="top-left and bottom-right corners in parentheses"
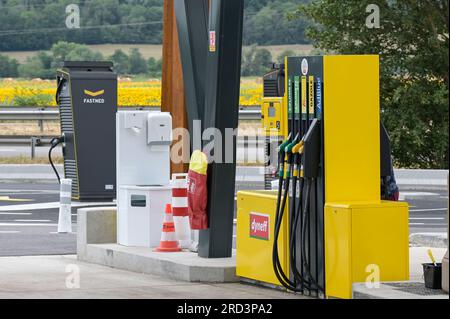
top-left (0, 106), bottom-right (262, 122)
top-left (0, 106), bottom-right (262, 158)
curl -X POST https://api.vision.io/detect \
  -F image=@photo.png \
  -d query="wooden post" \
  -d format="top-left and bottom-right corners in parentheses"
top-left (161, 0), bottom-right (189, 174)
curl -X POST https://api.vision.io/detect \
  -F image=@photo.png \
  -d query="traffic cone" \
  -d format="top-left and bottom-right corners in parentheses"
top-left (154, 204), bottom-right (182, 252)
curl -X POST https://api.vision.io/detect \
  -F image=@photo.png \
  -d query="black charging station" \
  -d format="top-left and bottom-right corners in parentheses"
top-left (56, 61), bottom-right (117, 201)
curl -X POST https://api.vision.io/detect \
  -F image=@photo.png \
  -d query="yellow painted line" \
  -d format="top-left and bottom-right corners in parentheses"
top-left (0, 196), bottom-right (34, 202)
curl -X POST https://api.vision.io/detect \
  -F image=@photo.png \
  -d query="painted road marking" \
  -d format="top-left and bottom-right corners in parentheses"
top-left (0, 189), bottom-right (59, 193)
top-left (0, 223), bottom-right (57, 227)
top-left (14, 219), bottom-right (51, 222)
top-left (0, 201), bottom-right (115, 211)
top-left (0, 192), bottom-right (59, 196)
top-left (0, 212), bottom-right (32, 215)
top-left (409, 217), bottom-right (445, 220)
top-left (49, 231), bottom-right (77, 234)
top-left (409, 208), bottom-right (447, 212)
top-left (0, 196), bottom-right (34, 202)
top-left (400, 192), bottom-right (440, 200)
top-left (410, 223), bottom-right (446, 226)
top-left (0, 231), bottom-right (21, 234)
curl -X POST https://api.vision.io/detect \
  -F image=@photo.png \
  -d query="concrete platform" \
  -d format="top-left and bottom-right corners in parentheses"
top-left (77, 207), bottom-right (237, 283)
top-left (352, 247), bottom-right (449, 299)
top-left (353, 282), bottom-right (448, 299)
top-left (0, 255), bottom-right (303, 299)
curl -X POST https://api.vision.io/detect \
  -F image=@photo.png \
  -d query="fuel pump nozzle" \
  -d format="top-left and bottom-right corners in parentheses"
top-left (292, 140), bottom-right (304, 155)
top-left (276, 133), bottom-right (292, 177)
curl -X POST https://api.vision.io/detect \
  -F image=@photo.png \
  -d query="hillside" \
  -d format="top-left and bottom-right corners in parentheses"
top-left (0, 0), bottom-right (310, 51)
top-left (1, 44), bottom-right (313, 64)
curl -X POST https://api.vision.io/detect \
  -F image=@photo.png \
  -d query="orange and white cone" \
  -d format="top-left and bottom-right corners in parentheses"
top-left (154, 204), bottom-right (182, 252)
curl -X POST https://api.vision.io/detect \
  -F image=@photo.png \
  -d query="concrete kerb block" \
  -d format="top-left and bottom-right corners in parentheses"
top-left (77, 207), bottom-right (237, 283)
top-left (77, 207), bottom-right (117, 261)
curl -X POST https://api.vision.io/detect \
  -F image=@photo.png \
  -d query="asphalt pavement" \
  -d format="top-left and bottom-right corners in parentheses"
top-left (407, 190), bottom-right (448, 234)
top-left (0, 183), bottom-right (116, 256)
top-left (1, 144), bottom-right (264, 162)
top-left (0, 179), bottom-right (447, 257)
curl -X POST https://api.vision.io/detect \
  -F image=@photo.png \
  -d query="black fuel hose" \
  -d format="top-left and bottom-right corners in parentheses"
top-left (300, 179), bottom-right (325, 293)
top-left (272, 173), bottom-right (305, 292)
top-left (289, 175), bottom-right (312, 289)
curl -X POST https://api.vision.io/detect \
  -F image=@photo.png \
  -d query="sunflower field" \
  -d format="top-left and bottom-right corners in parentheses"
top-left (0, 78), bottom-right (263, 107)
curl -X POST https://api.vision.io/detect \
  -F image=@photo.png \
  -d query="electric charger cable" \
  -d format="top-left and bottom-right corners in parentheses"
top-left (49, 136), bottom-right (64, 184)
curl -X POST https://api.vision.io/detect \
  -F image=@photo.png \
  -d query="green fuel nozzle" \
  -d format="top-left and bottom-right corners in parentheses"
top-left (284, 134), bottom-right (300, 178)
top-left (285, 133), bottom-right (300, 155)
top-left (278, 133), bottom-right (292, 154)
top-left (277, 133), bottom-right (292, 176)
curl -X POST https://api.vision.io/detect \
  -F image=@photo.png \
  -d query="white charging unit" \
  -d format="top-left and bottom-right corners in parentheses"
top-left (116, 111), bottom-right (173, 247)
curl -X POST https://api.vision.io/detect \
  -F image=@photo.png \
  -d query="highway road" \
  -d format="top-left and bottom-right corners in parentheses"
top-left (0, 180), bottom-right (447, 257)
top-left (0, 145), bottom-right (62, 158)
top-left (0, 145), bottom-right (264, 162)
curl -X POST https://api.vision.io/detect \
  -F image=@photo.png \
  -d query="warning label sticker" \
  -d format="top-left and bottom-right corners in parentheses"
top-left (209, 31), bottom-right (216, 52)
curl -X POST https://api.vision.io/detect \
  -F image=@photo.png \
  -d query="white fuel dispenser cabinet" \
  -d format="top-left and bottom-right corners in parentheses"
top-left (116, 111), bottom-right (173, 247)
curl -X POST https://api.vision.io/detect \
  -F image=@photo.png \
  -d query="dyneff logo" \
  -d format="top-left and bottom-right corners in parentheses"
top-left (249, 213), bottom-right (270, 241)
top-left (83, 89), bottom-right (105, 104)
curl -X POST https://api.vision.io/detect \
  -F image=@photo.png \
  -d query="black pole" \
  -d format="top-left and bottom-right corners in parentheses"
top-left (199, 0), bottom-right (244, 258)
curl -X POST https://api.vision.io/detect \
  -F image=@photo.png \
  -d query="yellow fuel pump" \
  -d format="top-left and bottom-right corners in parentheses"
top-left (236, 55), bottom-right (409, 299)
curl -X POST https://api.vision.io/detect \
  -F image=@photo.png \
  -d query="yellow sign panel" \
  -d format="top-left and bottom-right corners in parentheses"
top-left (301, 76), bottom-right (307, 115)
top-left (309, 76), bottom-right (315, 116)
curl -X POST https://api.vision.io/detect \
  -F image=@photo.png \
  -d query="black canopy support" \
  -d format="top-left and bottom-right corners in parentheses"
top-left (175, 0), bottom-right (244, 258)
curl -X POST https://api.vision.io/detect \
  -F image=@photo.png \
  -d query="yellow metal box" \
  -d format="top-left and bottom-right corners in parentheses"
top-left (325, 201), bottom-right (409, 299)
top-left (261, 97), bottom-right (286, 137)
top-left (236, 190), bottom-right (289, 286)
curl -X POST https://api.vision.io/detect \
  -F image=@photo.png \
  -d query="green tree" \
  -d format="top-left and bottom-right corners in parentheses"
top-left (128, 48), bottom-right (148, 74)
top-left (0, 0), bottom-right (311, 51)
top-left (147, 57), bottom-right (162, 77)
top-left (277, 50), bottom-right (296, 63)
top-left (0, 55), bottom-right (19, 77)
top-left (293, 0), bottom-right (449, 168)
top-left (253, 48), bottom-right (273, 75)
top-left (109, 49), bottom-right (130, 75)
top-left (18, 52), bottom-right (54, 79)
top-left (0, 0), bottom-right (164, 51)
top-left (243, 0), bottom-right (310, 45)
top-left (241, 46), bottom-right (273, 76)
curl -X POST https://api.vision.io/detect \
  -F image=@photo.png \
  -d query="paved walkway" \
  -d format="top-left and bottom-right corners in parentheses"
top-left (0, 255), bottom-right (304, 299)
top-left (0, 248), bottom-right (446, 299)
